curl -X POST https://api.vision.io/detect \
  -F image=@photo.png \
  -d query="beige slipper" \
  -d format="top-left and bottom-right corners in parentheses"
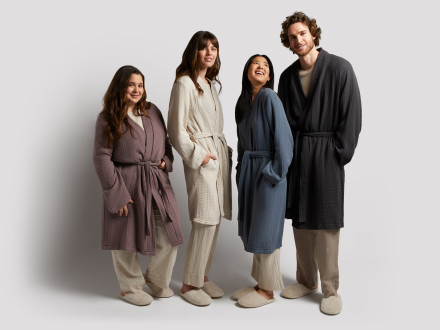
top-left (143, 273), bottom-right (174, 298)
top-left (280, 283), bottom-right (317, 299)
top-left (320, 295), bottom-right (342, 315)
top-left (180, 289), bottom-right (212, 306)
top-left (232, 286), bottom-right (256, 300)
top-left (202, 281), bottom-right (224, 298)
top-left (145, 280), bottom-right (174, 298)
top-left (237, 291), bottom-right (274, 308)
top-left (120, 291), bottom-right (153, 306)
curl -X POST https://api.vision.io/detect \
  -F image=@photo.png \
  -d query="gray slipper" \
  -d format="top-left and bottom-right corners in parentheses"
top-left (120, 291), bottom-right (153, 306)
top-left (280, 283), bottom-right (317, 299)
top-left (320, 295), bottom-right (342, 315)
top-left (232, 286), bottom-right (256, 300)
top-left (202, 281), bottom-right (224, 298)
top-left (180, 289), bottom-right (212, 306)
top-left (237, 291), bottom-right (274, 308)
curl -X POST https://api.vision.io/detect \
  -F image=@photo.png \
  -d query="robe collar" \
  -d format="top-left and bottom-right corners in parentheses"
top-left (292, 48), bottom-right (328, 107)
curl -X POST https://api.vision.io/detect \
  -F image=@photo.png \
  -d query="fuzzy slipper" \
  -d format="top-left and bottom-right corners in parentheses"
top-left (143, 273), bottom-right (174, 298)
top-left (120, 291), bottom-right (153, 306)
top-left (202, 281), bottom-right (224, 298)
top-left (280, 283), bottom-right (317, 299)
top-left (232, 286), bottom-right (256, 300)
top-left (237, 291), bottom-right (274, 308)
top-left (320, 295), bottom-right (342, 315)
top-left (145, 280), bottom-right (174, 298)
top-left (180, 289), bottom-right (212, 306)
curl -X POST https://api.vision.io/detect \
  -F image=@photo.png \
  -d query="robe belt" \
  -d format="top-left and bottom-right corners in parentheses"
top-left (190, 132), bottom-right (227, 158)
top-left (292, 131), bottom-right (335, 223)
top-left (237, 150), bottom-right (274, 222)
top-left (115, 159), bottom-right (173, 237)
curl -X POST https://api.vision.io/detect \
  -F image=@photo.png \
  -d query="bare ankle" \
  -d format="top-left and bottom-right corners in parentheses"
top-left (181, 283), bottom-right (197, 294)
top-left (257, 288), bottom-right (274, 300)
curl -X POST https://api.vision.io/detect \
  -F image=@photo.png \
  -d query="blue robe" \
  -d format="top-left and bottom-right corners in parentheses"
top-left (236, 88), bottom-right (293, 254)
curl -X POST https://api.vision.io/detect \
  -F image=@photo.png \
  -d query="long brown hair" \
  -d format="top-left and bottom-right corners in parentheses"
top-left (175, 31), bottom-right (222, 94)
top-left (100, 65), bottom-right (151, 147)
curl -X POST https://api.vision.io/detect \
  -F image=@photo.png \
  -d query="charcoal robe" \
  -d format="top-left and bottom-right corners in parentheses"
top-left (278, 49), bottom-right (362, 229)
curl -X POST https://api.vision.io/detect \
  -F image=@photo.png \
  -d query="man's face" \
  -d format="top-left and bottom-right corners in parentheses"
top-left (287, 22), bottom-right (316, 57)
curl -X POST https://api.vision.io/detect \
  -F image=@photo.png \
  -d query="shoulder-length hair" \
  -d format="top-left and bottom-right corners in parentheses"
top-left (100, 65), bottom-right (150, 147)
top-left (235, 54), bottom-right (274, 123)
top-left (175, 31), bottom-right (222, 94)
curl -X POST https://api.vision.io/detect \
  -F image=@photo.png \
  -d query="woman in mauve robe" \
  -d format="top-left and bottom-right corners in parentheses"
top-left (167, 31), bottom-right (232, 306)
top-left (93, 65), bottom-right (183, 306)
top-left (232, 55), bottom-right (293, 308)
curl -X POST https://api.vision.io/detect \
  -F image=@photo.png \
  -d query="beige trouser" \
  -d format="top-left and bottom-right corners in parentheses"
top-left (111, 205), bottom-right (178, 293)
top-left (183, 221), bottom-right (220, 287)
top-left (251, 248), bottom-right (284, 291)
top-left (293, 228), bottom-right (340, 298)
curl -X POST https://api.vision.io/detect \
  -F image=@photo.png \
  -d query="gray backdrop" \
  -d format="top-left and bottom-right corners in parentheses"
top-left (1, 0), bottom-right (438, 329)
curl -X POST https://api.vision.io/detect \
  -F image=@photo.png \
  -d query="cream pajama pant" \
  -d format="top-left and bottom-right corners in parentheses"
top-left (251, 248), bottom-right (284, 291)
top-left (111, 204), bottom-right (178, 293)
top-left (183, 221), bottom-right (220, 288)
top-left (293, 228), bottom-right (340, 298)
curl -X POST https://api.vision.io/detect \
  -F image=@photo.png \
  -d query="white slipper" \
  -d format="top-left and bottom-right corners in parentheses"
top-left (320, 295), bottom-right (342, 315)
top-left (180, 289), bottom-right (212, 306)
top-left (237, 291), bottom-right (274, 308)
top-left (120, 291), bottom-right (153, 306)
top-left (280, 283), bottom-right (317, 299)
top-left (202, 281), bottom-right (224, 298)
top-left (232, 286), bottom-right (256, 300)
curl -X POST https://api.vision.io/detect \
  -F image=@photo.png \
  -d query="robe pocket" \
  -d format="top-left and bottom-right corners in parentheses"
top-left (200, 158), bottom-right (216, 169)
top-left (264, 176), bottom-right (286, 188)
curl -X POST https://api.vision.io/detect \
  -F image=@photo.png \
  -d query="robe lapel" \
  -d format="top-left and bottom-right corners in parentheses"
top-left (292, 49), bottom-right (328, 128)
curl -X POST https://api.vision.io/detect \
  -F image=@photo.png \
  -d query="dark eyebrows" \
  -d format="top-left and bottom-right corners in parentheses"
top-left (288, 29), bottom-right (308, 38)
top-left (128, 81), bottom-right (143, 86)
top-left (252, 59), bottom-right (269, 65)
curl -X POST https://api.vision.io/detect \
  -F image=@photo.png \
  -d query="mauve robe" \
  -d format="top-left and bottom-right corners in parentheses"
top-left (93, 103), bottom-right (183, 255)
top-left (236, 88), bottom-right (293, 254)
top-left (278, 49), bottom-right (362, 229)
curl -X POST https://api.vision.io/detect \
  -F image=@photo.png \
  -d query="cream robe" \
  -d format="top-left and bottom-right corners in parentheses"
top-left (168, 75), bottom-right (232, 225)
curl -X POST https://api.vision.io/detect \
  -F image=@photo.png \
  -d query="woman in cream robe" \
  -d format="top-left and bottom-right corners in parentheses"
top-left (167, 31), bottom-right (232, 306)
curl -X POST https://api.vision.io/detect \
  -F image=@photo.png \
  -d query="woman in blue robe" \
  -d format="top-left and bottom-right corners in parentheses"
top-left (233, 55), bottom-right (293, 308)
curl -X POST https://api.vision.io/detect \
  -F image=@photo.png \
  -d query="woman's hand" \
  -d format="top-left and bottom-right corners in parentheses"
top-left (201, 153), bottom-right (217, 166)
top-left (117, 199), bottom-right (134, 216)
top-left (228, 146), bottom-right (233, 159)
top-left (158, 159), bottom-right (166, 170)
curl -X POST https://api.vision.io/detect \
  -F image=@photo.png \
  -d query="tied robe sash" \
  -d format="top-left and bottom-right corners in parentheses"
top-left (115, 159), bottom-right (178, 238)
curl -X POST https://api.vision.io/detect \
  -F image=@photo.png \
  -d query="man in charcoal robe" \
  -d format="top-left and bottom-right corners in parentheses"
top-left (278, 11), bottom-right (362, 315)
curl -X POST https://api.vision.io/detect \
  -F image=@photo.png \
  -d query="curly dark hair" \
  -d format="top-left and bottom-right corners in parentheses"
top-left (175, 31), bottom-right (222, 94)
top-left (100, 65), bottom-right (150, 147)
top-left (280, 11), bottom-right (322, 49)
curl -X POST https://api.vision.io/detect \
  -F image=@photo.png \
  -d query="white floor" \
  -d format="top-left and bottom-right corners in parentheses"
top-left (17, 219), bottom-right (431, 330)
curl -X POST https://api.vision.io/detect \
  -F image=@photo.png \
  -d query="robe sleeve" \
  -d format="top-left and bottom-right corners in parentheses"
top-left (235, 127), bottom-right (244, 186)
top-left (261, 91), bottom-right (294, 185)
top-left (93, 115), bottom-right (131, 213)
top-left (167, 79), bottom-right (206, 170)
top-left (334, 61), bottom-right (362, 166)
top-left (155, 106), bottom-right (174, 173)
